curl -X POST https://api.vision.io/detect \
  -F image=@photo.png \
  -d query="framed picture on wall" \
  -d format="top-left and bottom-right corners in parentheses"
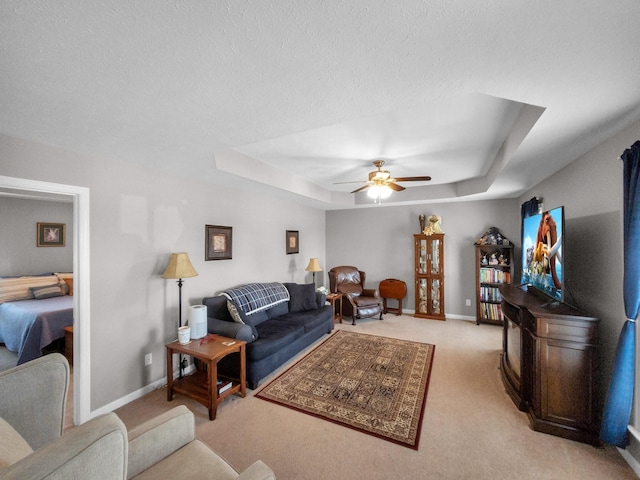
top-left (37, 222), bottom-right (65, 247)
top-left (205, 225), bottom-right (232, 260)
top-left (286, 230), bottom-right (299, 254)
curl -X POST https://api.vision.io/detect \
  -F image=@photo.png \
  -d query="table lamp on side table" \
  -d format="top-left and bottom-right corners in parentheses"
top-left (305, 258), bottom-right (322, 287)
top-left (162, 252), bottom-right (198, 377)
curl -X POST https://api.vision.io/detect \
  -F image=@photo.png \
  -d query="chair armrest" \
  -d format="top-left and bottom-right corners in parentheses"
top-left (208, 317), bottom-right (253, 342)
top-left (0, 353), bottom-right (69, 449)
top-left (126, 405), bottom-right (195, 479)
top-left (1, 413), bottom-right (127, 480)
top-left (362, 288), bottom-right (380, 299)
top-left (237, 460), bottom-right (277, 480)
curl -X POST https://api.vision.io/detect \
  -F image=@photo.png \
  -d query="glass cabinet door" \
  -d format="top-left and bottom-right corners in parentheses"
top-left (430, 278), bottom-right (441, 314)
top-left (417, 278), bottom-right (428, 314)
top-left (430, 237), bottom-right (441, 275)
top-left (418, 238), bottom-right (427, 274)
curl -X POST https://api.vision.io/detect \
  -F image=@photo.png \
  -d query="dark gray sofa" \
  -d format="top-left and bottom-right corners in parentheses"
top-left (202, 282), bottom-right (333, 389)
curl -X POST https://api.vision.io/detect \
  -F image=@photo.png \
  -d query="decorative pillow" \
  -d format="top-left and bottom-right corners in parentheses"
top-left (226, 300), bottom-right (259, 341)
top-left (0, 417), bottom-right (33, 468)
top-left (30, 284), bottom-right (64, 300)
top-left (286, 283), bottom-right (318, 313)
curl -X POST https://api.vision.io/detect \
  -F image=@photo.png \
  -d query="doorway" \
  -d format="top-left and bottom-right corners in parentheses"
top-left (0, 175), bottom-right (90, 424)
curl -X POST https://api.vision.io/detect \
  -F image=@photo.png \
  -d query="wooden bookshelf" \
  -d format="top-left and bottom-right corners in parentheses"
top-left (474, 228), bottom-right (513, 325)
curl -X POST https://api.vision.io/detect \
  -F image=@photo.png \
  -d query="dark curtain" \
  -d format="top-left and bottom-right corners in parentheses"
top-left (600, 140), bottom-right (640, 448)
top-left (521, 197), bottom-right (539, 219)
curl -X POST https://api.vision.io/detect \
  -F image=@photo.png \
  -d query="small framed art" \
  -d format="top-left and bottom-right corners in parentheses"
top-left (286, 230), bottom-right (299, 254)
top-left (205, 225), bottom-right (232, 260)
top-left (37, 222), bottom-right (65, 247)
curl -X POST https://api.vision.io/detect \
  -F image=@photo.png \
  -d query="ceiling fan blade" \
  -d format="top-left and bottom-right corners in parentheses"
top-left (393, 176), bottom-right (432, 182)
top-left (333, 180), bottom-right (366, 185)
top-left (351, 184), bottom-right (370, 194)
top-left (386, 182), bottom-right (405, 192)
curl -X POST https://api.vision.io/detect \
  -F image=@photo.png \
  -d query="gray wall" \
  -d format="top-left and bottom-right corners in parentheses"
top-left (0, 133), bottom-right (326, 410)
top-left (0, 196), bottom-right (73, 275)
top-left (326, 199), bottom-right (520, 318)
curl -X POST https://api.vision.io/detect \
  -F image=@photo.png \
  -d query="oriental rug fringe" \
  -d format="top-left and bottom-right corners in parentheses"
top-left (256, 330), bottom-right (435, 449)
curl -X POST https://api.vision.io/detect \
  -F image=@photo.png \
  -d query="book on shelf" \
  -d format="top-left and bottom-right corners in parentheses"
top-left (480, 302), bottom-right (503, 321)
top-left (479, 267), bottom-right (511, 284)
top-left (217, 379), bottom-right (232, 394)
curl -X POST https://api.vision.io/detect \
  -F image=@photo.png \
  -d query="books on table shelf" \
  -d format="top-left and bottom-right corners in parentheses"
top-left (217, 379), bottom-right (232, 395)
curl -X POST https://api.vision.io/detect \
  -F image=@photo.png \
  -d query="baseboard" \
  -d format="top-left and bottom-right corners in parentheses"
top-left (89, 363), bottom-right (195, 420)
top-left (618, 447), bottom-right (640, 478)
top-left (398, 310), bottom-right (477, 323)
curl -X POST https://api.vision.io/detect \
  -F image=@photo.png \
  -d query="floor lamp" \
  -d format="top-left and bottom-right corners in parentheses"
top-left (162, 252), bottom-right (198, 377)
top-left (305, 258), bottom-right (322, 287)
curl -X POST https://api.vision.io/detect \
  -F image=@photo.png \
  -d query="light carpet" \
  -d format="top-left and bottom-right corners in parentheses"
top-left (256, 330), bottom-right (434, 449)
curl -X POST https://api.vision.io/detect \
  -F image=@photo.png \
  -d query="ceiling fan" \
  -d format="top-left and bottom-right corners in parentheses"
top-left (336, 160), bottom-right (432, 196)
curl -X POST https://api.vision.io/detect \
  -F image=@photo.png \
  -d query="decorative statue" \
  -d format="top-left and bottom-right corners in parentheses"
top-left (419, 214), bottom-right (425, 233)
top-left (423, 215), bottom-right (444, 236)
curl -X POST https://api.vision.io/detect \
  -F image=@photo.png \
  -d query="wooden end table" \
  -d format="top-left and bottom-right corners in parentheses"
top-left (166, 335), bottom-right (246, 420)
top-left (326, 293), bottom-right (343, 324)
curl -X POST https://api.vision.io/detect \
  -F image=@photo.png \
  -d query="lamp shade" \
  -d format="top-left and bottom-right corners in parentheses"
top-left (305, 257), bottom-right (322, 272)
top-left (162, 252), bottom-right (198, 279)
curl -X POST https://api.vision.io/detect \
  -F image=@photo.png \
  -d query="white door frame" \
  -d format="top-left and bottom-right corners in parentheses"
top-left (0, 175), bottom-right (90, 424)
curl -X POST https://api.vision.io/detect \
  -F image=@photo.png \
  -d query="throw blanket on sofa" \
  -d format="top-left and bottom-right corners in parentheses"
top-left (222, 282), bottom-right (290, 315)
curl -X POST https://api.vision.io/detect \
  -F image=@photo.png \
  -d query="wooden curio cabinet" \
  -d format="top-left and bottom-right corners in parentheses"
top-left (414, 234), bottom-right (445, 320)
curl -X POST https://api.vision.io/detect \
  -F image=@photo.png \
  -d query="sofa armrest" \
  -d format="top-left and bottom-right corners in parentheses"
top-left (1, 413), bottom-right (127, 480)
top-left (237, 460), bottom-right (277, 480)
top-left (208, 317), bottom-right (253, 342)
top-left (0, 353), bottom-right (69, 450)
top-left (126, 405), bottom-right (195, 479)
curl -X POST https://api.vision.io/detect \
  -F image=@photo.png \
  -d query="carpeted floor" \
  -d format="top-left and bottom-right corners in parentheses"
top-left (115, 315), bottom-right (638, 480)
top-left (256, 330), bottom-right (434, 449)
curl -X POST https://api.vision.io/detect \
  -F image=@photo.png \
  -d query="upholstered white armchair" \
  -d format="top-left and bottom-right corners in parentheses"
top-left (0, 353), bottom-right (275, 480)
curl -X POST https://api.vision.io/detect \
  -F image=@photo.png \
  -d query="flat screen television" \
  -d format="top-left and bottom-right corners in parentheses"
top-left (521, 206), bottom-right (564, 302)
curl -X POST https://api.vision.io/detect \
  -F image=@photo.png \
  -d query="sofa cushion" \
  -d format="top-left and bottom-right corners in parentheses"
top-left (266, 301), bottom-right (289, 319)
top-left (277, 307), bottom-right (333, 334)
top-left (0, 416), bottom-right (33, 468)
top-left (249, 318), bottom-right (306, 362)
top-left (284, 283), bottom-right (317, 313)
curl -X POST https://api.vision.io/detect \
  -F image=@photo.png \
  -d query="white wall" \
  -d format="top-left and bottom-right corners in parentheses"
top-left (0, 133), bottom-right (326, 411)
top-left (0, 196), bottom-right (73, 275)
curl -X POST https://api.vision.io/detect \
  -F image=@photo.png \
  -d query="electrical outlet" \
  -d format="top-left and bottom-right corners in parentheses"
top-left (144, 353), bottom-right (152, 366)
top-left (465, 299), bottom-right (471, 306)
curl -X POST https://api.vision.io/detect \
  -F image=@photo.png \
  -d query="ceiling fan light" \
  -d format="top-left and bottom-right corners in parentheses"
top-left (380, 185), bottom-right (393, 198)
top-left (367, 185), bottom-right (381, 199)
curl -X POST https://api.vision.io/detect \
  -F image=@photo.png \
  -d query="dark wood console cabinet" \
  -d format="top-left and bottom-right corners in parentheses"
top-left (500, 284), bottom-right (599, 445)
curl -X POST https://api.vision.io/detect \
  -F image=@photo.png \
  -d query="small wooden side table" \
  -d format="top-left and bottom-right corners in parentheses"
top-left (326, 293), bottom-right (343, 324)
top-left (379, 278), bottom-right (407, 316)
top-left (166, 335), bottom-right (246, 420)
top-left (64, 326), bottom-right (73, 366)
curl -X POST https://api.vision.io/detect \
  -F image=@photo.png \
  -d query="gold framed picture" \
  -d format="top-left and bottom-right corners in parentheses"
top-left (37, 222), bottom-right (65, 247)
top-left (205, 225), bottom-right (232, 260)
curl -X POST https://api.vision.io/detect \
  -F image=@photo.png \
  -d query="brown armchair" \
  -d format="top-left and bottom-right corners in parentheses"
top-left (328, 266), bottom-right (383, 325)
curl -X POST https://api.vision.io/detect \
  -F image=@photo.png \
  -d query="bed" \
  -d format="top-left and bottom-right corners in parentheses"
top-left (0, 274), bottom-right (74, 365)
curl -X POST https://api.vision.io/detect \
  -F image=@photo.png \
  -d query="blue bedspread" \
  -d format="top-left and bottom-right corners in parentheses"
top-left (0, 295), bottom-right (73, 365)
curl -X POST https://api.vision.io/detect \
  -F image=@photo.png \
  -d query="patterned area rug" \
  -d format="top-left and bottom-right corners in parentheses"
top-left (256, 330), bottom-right (435, 449)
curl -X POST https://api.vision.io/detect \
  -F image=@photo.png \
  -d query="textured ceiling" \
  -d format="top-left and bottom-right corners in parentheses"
top-left (1, 1), bottom-right (640, 208)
